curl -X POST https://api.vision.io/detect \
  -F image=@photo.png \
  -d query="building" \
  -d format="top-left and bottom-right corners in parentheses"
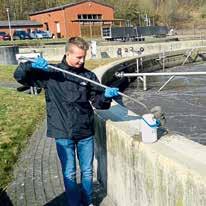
top-left (29, 0), bottom-right (114, 38)
top-left (0, 20), bottom-right (42, 35)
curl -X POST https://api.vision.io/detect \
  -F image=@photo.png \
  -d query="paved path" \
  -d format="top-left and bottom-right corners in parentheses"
top-left (0, 83), bottom-right (109, 206)
top-left (0, 120), bottom-right (107, 206)
top-left (0, 82), bottom-right (22, 89)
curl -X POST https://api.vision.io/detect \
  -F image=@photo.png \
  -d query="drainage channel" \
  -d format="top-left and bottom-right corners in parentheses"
top-left (122, 62), bottom-right (206, 145)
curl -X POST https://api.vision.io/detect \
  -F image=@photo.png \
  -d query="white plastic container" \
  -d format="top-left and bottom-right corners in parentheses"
top-left (141, 113), bottom-right (158, 143)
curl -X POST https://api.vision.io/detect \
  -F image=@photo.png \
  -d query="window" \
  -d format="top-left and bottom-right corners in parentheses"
top-left (44, 22), bottom-right (49, 31)
top-left (102, 27), bottom-right (111, 37)
top-left (77, 14), bottom-right (102, 20)
top-left (55, 21), bottom-right (61, 33)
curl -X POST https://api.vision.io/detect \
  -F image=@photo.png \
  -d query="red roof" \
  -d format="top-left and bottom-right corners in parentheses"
top-left (30, 0), bottom-right (113, 16)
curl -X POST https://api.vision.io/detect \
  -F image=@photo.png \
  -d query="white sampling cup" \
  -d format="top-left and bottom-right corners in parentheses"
top-left (141, 113), bottom-right (158, 143)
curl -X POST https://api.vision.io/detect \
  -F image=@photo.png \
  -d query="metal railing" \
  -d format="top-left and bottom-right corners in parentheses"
top-left (115, 46), bottom-right (206, 91)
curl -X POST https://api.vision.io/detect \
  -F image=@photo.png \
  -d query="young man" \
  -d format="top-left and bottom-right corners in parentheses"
top-left (14, 37), bottom-right (119, 206)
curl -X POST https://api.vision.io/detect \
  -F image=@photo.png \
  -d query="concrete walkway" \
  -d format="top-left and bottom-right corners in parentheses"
top-left (0, 84), bottom-right (108, 206)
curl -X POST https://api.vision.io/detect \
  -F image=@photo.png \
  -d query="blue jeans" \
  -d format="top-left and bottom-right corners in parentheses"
top-left (55, 136), bottom-right (94, 206)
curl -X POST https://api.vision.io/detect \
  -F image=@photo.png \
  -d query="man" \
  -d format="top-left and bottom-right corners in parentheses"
top-left (14, 37), bottom-right (119, 206)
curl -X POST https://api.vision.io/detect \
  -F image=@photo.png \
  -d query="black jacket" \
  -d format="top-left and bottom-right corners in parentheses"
top-left (14, 56), bottom-right (111, 140)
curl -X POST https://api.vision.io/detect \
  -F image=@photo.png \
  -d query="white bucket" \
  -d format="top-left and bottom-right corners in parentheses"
top-left (141, 113), bottom-right (158, 143)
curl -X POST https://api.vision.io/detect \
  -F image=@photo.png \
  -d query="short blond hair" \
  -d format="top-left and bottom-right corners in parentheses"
top-left (65, 37), bottom-right (89, 52)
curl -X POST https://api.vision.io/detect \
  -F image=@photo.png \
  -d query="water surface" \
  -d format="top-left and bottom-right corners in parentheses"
top-left (122, 63), bottom-right (206, 145)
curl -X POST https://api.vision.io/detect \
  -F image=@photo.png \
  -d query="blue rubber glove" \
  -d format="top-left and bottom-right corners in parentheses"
top-left (31, 57), bottom-right (48, 71)
top-left (104, 87), bottom-right (119, 98)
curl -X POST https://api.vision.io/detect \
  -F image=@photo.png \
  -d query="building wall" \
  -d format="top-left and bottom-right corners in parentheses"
top-left (30, 10), bottom-right (66, 38)
top-left (65, 1), bottom-right (114, 37)
top-left (30, 1), bottom-right (114, 38)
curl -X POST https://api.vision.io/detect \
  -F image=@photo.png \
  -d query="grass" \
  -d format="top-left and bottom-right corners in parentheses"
top-left (0, 37), bottom-right (102, 47)
top-left (0, 38), bottom-right (67, 47)
top-left (0, 65), bottom-right (16, 82)
top-left (0, 88), bottom-right (45, 191)
top-left (85, 58), bottom-right (118, 70)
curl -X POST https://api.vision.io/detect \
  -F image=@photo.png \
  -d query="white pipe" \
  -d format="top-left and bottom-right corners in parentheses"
top-left (117, 71), bottom-right (206, 77)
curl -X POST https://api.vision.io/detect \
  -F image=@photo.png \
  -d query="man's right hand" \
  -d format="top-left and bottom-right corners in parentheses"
top-left (31, 57), bottom-right (48, 71)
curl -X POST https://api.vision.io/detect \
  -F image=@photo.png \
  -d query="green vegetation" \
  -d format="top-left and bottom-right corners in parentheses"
top-left (85, 58), bottom-right (118, 70)
top-left (0, 65), bottom-right (16, 82)
top-left (0, 88), bottom-right (45, 191)
top-left (0, 38), bottom-right (67, 47)
top-left (0, 0), bottom-right (206, 30)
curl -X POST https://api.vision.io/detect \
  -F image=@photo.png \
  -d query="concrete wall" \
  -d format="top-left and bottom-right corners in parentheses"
top-left (19, 45), bottom-right (65, 62)
top-left (93, 54), bottom-right (206, 206)
top-left (97, 40), bottom-right (206, 59)
top-left (18, 39), bottom-right (206, 61)
top-left (0, 46), bottom-right (19, 64)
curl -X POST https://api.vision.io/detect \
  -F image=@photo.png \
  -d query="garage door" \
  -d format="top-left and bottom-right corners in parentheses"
top-left (80, 24), bottom-right (101, 38)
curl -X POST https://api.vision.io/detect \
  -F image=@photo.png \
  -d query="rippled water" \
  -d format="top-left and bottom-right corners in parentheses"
top-left (122, 63), bottom-right (206, 145)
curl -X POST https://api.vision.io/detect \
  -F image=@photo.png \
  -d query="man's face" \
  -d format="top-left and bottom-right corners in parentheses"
top-left (66, 45), bottom-right (86, 68)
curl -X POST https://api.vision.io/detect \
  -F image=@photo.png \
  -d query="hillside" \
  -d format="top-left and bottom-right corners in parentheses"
top-left (0, 0), bottom-right (206, 31)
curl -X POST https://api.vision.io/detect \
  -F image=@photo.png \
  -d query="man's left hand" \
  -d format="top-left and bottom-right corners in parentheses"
top-left (104, 87), bottom-right (119, 98)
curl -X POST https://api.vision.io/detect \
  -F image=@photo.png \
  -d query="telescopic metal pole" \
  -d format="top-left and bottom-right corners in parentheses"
top-left (19, 57), bottom-right (150, 112)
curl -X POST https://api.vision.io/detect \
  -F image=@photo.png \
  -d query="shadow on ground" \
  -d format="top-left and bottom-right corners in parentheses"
top-left (44, 192), bottom-right (67, 206)
top-left (0, 190), bottom-right (13, 206)
top-left (44, 181), bottom-right (106, 206)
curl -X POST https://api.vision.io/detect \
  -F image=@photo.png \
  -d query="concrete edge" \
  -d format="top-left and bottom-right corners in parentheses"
top-left (93, 53), bottom-right (206, 180)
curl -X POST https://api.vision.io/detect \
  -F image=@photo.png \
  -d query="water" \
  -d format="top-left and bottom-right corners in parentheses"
top-left (122, 63), bottom-right (206, 145)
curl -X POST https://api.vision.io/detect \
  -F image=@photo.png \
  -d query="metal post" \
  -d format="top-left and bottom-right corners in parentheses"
top-left (30, 86), bottom-right (37, 95)
top-left (145, 13), bottom-right (148, 26)
top-left (158, 47), bottom-right (196, 91)
top-left (6, 8), bottom-right (13, 41)
top-left (136, 57), bottom-right (147, 90)
top-left (143, 75), bottom-right (147, 91)
top-left (182, 48), bottom-right (195, 65)
top-left (162, 51), bottom-right (165, 72)
top-left (89, 22), bottom-right (92, 39)
top-left (139, 12), bottom-right (141, 26)
top-left (136, 58), bottom-right (139, 73)
top-left (157, 51), bottom-right (166, 72)
top-left (30, 86), bottom-right (34, 95)
top-left (33, 87), bottom-right (37, 95)
top-left (140, 57), bottom-right (143, 70)
top-left (136, 58), bottom-right (140, 87)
